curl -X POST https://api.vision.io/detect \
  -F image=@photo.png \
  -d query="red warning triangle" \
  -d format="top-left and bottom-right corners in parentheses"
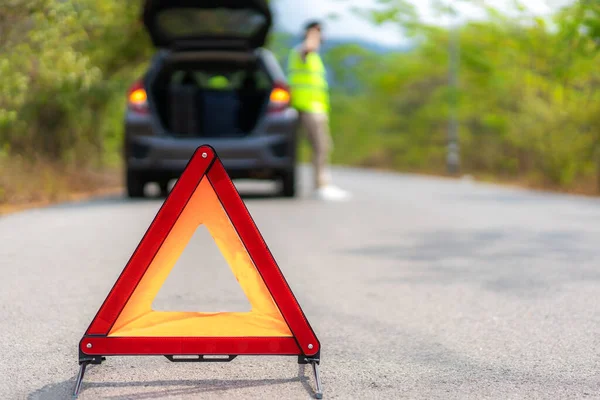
top-left (78, 145), bottom-right (320, 360)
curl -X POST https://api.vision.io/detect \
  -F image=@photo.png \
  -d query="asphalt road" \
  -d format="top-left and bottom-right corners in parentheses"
top-left (2, 165), bottom-right (600, 400)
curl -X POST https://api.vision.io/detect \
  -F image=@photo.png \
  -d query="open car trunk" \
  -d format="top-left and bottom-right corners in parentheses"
top-left (148, 51), bottom-right (273, 138)
top-left (141, 0), bottom-right (275, 138)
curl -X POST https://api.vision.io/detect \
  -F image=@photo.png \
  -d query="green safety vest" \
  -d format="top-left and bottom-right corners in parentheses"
top-left (287, 47), bottom-right (330, 114)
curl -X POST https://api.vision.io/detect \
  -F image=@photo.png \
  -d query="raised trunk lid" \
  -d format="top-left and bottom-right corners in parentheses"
top-left (142, 0), bottom-right (272, 50)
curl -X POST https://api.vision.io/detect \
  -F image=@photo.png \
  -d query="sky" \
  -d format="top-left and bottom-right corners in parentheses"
top-left (271, 0), bottom-right (574, 46)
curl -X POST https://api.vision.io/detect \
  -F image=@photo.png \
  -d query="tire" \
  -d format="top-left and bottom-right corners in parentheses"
top-left (280, 168), bottom-right (296, 198)
top-left (158, 179), bottom-right (170, 198)
top-left (126, 169), bottom-right (145, 198)
top-left (280, 127), bottom-right (299, 198)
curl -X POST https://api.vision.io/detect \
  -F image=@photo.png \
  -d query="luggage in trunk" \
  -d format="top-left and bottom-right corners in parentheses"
top-left (151, 60), bottom-right (273, 138)
top-left (199, 89), bottom-right (243, 137)
top-left (168, 77), bottom-right (200, 136)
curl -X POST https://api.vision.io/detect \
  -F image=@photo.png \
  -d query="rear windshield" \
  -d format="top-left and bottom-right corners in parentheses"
top-left (155, 8), bottom-right (268, 40)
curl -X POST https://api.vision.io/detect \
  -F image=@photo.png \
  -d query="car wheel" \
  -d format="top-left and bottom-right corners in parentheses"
top-left (158, 179), bottom-right (170, 198)
top-left (126, 169), bottom-right (145, 198)
top-left (280, 168), bottom-right (296, 198)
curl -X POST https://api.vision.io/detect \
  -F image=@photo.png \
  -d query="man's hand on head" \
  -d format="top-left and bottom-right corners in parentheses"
top-left (305, 28), bottom-right (320, 52)
top-left (301, 28), bottom-right (320, 61)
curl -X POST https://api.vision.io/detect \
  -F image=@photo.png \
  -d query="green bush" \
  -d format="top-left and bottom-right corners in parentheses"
top-left (0, 0), bottom-right (152, 167)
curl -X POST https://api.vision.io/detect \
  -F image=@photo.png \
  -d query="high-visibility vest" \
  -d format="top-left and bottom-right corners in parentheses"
top-left (287, 47), bottom-right (330, 114)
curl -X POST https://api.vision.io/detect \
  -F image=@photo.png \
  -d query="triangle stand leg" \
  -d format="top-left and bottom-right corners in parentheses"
top-left (72, 361), bottom-right (89, 399)
top-left (311, 359), bottom-right (323, 399)
top-left (73, 354), bottom-right (105, 399)
top-left (300, 354), bottom-right (323, 399)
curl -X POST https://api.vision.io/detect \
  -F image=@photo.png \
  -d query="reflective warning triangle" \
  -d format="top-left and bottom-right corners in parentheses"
top-left (78, 145), bottom-right (320, 360)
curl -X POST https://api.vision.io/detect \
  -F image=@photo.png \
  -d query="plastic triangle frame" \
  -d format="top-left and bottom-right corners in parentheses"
top-left (74, 145), bottom-right (322, 399)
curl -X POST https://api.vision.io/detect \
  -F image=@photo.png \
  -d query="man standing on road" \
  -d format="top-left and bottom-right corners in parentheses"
top-left (287, 20), bottom-right (351, 201)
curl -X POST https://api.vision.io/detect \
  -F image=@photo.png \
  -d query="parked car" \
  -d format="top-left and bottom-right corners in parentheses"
top-left (123, 0), bottom-right (299, 198)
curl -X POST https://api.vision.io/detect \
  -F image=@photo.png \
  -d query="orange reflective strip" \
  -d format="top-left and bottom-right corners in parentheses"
top-left (108, 177), bottom-right (292, 338)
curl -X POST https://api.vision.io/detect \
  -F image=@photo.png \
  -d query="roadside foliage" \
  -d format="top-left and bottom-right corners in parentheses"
top-left (0, 0), bottom-right (151, 203)
top-left (0, 0), bottom-right (152, 166)
top-left (0, 0), bottom-right (599, 203)
top-left (314, 0), bottom-right (600, 191)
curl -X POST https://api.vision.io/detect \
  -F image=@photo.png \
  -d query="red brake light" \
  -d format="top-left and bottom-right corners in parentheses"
top-left (128, 80), bottom-right (149, 114)
top-left (268, 82), bottom-right (290, 113)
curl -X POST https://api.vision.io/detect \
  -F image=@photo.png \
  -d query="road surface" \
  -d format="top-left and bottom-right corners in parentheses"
top-left (2, 166), bottom-right (600, 400)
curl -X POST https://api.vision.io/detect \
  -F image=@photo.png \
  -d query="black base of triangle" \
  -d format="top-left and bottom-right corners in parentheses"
top-left (165, 354), bottom-right (238, 362)
top-left (298, 353), bottom-right (323, 399)
top-left (73, 352), bottom-right (323, 399)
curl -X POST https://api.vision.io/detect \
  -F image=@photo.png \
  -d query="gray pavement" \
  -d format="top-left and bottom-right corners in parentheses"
top-left (2, 165), bottom-right (600, 399)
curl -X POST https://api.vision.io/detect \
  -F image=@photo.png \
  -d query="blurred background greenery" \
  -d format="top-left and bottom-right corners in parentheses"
top-left (1, 0), bottom-right (599, 205)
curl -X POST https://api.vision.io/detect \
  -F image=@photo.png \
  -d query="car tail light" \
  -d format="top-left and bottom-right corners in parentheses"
top-left (128, 80), bottom-right (149, 114)
top-left (267, 82), bottom-right (291, 113)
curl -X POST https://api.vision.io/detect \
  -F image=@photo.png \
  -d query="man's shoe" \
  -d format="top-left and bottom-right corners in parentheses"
top-left (313, 185), bottom-right (352, 201)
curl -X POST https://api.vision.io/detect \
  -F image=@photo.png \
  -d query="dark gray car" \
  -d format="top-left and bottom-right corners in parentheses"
top-left (123, 0), bottom-right (299, 198)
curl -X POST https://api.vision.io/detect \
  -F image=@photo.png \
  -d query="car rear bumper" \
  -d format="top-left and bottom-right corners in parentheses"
top-left (126, 132), bottom-right (296, 180)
